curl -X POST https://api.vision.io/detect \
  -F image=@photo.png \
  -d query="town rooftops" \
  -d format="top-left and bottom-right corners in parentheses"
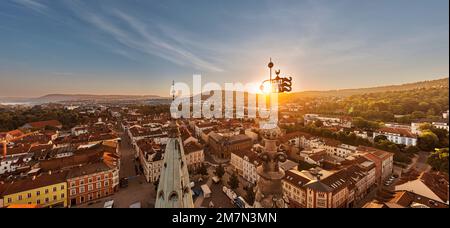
top-left (365, 190), bottom-right (448, 208)
top-left (209, 132), bottom-right (251, 144)
top-left (66, 161), bottom-right (114, 179)
top-left (232, 149), bottom-right (259, 164)
top-left (357, 146), bottom-right (394, 160)
top-left (395, 171), bottom-right (449, 203)
top-left (0, 171), bottom-right (68, 196)
top-left (22, 120), bottom-right (63, 129)
top-left (7, 129), bottom-right (23, 138)
top-left (38, 144), bottom-right (115, 172)
top-left (377, 127), bottom-right (416, 138)
top-left (183, 142), bottom-right (204, 154)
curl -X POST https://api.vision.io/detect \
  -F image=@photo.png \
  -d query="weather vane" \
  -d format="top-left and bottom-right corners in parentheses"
top-left (260, 58), bottom-right (293, 94)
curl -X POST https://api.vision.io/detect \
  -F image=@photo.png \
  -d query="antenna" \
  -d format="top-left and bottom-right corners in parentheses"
top-left (268, 58), bottom-right (274, 86)
top-left (171, 80), bottom-right (175, 101)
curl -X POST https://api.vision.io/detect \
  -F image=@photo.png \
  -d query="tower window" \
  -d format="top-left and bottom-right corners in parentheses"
top-left (158, 191), bottom-right (165, 200)
top-left (169, 192), bottom-right (178, 201)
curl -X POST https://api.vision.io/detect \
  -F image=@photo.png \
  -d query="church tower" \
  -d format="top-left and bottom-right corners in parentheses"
top-left (155, 82), bottom-right (194, 208)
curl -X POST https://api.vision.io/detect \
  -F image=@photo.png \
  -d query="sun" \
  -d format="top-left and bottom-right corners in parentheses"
top-left (260, 81), bottom-right (273, 94)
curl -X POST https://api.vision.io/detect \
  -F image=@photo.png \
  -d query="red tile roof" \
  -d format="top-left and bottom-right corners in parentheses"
top-left (24, 120), bottom-right (62, 129)
top-left (378, 127), bottom-right (415, 138)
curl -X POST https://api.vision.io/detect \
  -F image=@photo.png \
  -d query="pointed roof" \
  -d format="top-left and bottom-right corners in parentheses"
top-left (304, 180), bottom-right (333, 192)
top-left (155, 121), bottom-right (194, 208)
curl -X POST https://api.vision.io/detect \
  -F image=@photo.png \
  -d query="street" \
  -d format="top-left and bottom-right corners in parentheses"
top-left (75, 127), bottom-right (156, 208)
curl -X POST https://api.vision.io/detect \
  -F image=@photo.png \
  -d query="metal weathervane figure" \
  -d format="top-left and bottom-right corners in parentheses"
top-left (254, 59), bottom-right (293, 208)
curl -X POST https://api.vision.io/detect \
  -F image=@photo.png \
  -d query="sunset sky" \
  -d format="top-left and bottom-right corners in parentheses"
top-left (0, 0), bottom-right (448, 97)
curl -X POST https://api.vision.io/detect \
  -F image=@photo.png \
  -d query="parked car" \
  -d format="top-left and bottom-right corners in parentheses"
top-left (120, 178), bottom-right (129, 188)
top-left (104, 200), bottom-right (114, 208)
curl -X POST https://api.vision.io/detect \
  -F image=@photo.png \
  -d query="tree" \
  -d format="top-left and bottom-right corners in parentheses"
top-left (197, 163), bottom-right (208, 176)
top-left (214, 165), bottom-right (225, 178)
top-left (427, 148), bottom-right (449, 173)
top-left (314, 120), bottom-right (323, 128)
top-left (228, 172), bottom-right (240, 190)
top-left (418, 130), bottom-right (439, 151)
top-left (245, 185), bottom-right (256, 205)
top-left (405, 146), bottom-right (420, 154)
top-left (374, 135), bottom-right (388, 143)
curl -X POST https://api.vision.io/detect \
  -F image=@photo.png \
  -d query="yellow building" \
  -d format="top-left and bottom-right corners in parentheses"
top-left (0, 171), bottom-right (68, 208)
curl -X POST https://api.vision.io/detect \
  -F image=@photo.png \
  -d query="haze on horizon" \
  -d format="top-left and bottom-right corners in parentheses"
top-left (0, 0), bottom-right (448, 97)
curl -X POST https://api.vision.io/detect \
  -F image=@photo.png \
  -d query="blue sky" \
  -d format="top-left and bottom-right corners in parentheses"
top-left (0, 0), bottom-right (448, 97)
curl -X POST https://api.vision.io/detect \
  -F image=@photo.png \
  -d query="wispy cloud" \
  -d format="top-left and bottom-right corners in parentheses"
top-left (12, 0), bottom-right (48, 14)
top-left (66, 1), bottom-right (223, 72)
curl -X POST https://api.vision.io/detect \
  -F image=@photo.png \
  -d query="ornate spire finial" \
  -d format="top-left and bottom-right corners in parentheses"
top-left (171, 80), bottom-right (175, 101)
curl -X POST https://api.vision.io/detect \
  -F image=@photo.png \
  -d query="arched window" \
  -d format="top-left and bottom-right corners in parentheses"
top-left (158, 191), bottom-right (165, 200)
top-left (169, 191), bottom-right (178, 201)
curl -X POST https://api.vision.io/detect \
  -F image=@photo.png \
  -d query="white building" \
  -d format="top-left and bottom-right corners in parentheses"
top-left (230, 149), bottom-right (260, 184)
top-left (443, 110), bottom-right (449, 119)
top-left (137, 139), bottom-right (204, 183)
top-left (432, 122), bottom-right (449, 132)
top-left (373, 128), bottom-right (417, 146)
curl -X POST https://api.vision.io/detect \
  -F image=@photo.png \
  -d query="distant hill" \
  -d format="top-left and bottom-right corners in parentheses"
top-left (194, 78), bottom-right (449, 101)
top-left (288, 77), bottom-right (449, 98)
top-left (1, 77), bottom-right (448, 104)
top-left (0, 94), bottom-right (164, 104)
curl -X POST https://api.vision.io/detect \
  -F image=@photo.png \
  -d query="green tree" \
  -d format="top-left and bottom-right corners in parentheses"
top-left (214, 165), bottom-right (225, 178)
top-left (245, 185), bottom-right (256, 205)
top-left (314, 120), bottom-right (324, 128)
top-left (418, 130), bottom-right (439, 151)
top-left (197, 163), bottom-right (208, 176)
top-left (374, 135), bottom-right (388, 143)
top-left (228, 172), bottom-right (240, 190)
top-left (427, 148), bottom-right (449, 173)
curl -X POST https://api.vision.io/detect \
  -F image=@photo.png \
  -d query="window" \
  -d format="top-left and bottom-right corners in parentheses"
top-left (96, 182), bottom-right (101, 189)
top-left (97, 176), bottom-right (101, 181)
top-left (36, 191), bottom-right (40, 196)
top-left (88, 178), bottom-right (93, 183)
top-left (104, 174), bottom-right (109, 179)
top-left (61, 185), bottom-right (65, 190)
top-left (88, 184), bottom-right (93, 191)
top-left (36, 199), bottom-right (40, 204)
top-left (45, 198), bottom-right (49, 203)
top-left (18, 195), bottom-right (22, 201)
top-left (61, 193), bottom-right (65, 198)
top-left (53, 187), bottom-right (57, 192)
top-left (53, 195), bottom-right (57, 201)
top-left (79, 187), bottom-right (85, 193)
top-left (45, 189), bottom-right (49, 194)
top-left (27, 193), bottom-right (32, 198)
top-left (7, 198), bottom-right (12, 203)
top-left (70, 182), bottom-right (75, 187)
top-left (80, 180), bottom-right (84, 185)
top-left (104, 181), bottom-right (109, 186)
top-left (70, 189), bottom-right (76, 195)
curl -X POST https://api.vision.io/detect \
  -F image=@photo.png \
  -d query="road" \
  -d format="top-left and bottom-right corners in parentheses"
top-left (74, 127), bottom-right (156, 208)
top-left (118, 129), bottom-right (138, 179)
top-left (75, 175), bottom-right (155, 208)
top-left (193, 165), bottom-right (235, 208)
top-left (414, 151), bottom-right (432, 172)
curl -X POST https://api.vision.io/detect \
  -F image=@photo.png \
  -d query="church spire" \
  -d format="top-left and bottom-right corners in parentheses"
top-left (155, 81), bottom-right (194, 208)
